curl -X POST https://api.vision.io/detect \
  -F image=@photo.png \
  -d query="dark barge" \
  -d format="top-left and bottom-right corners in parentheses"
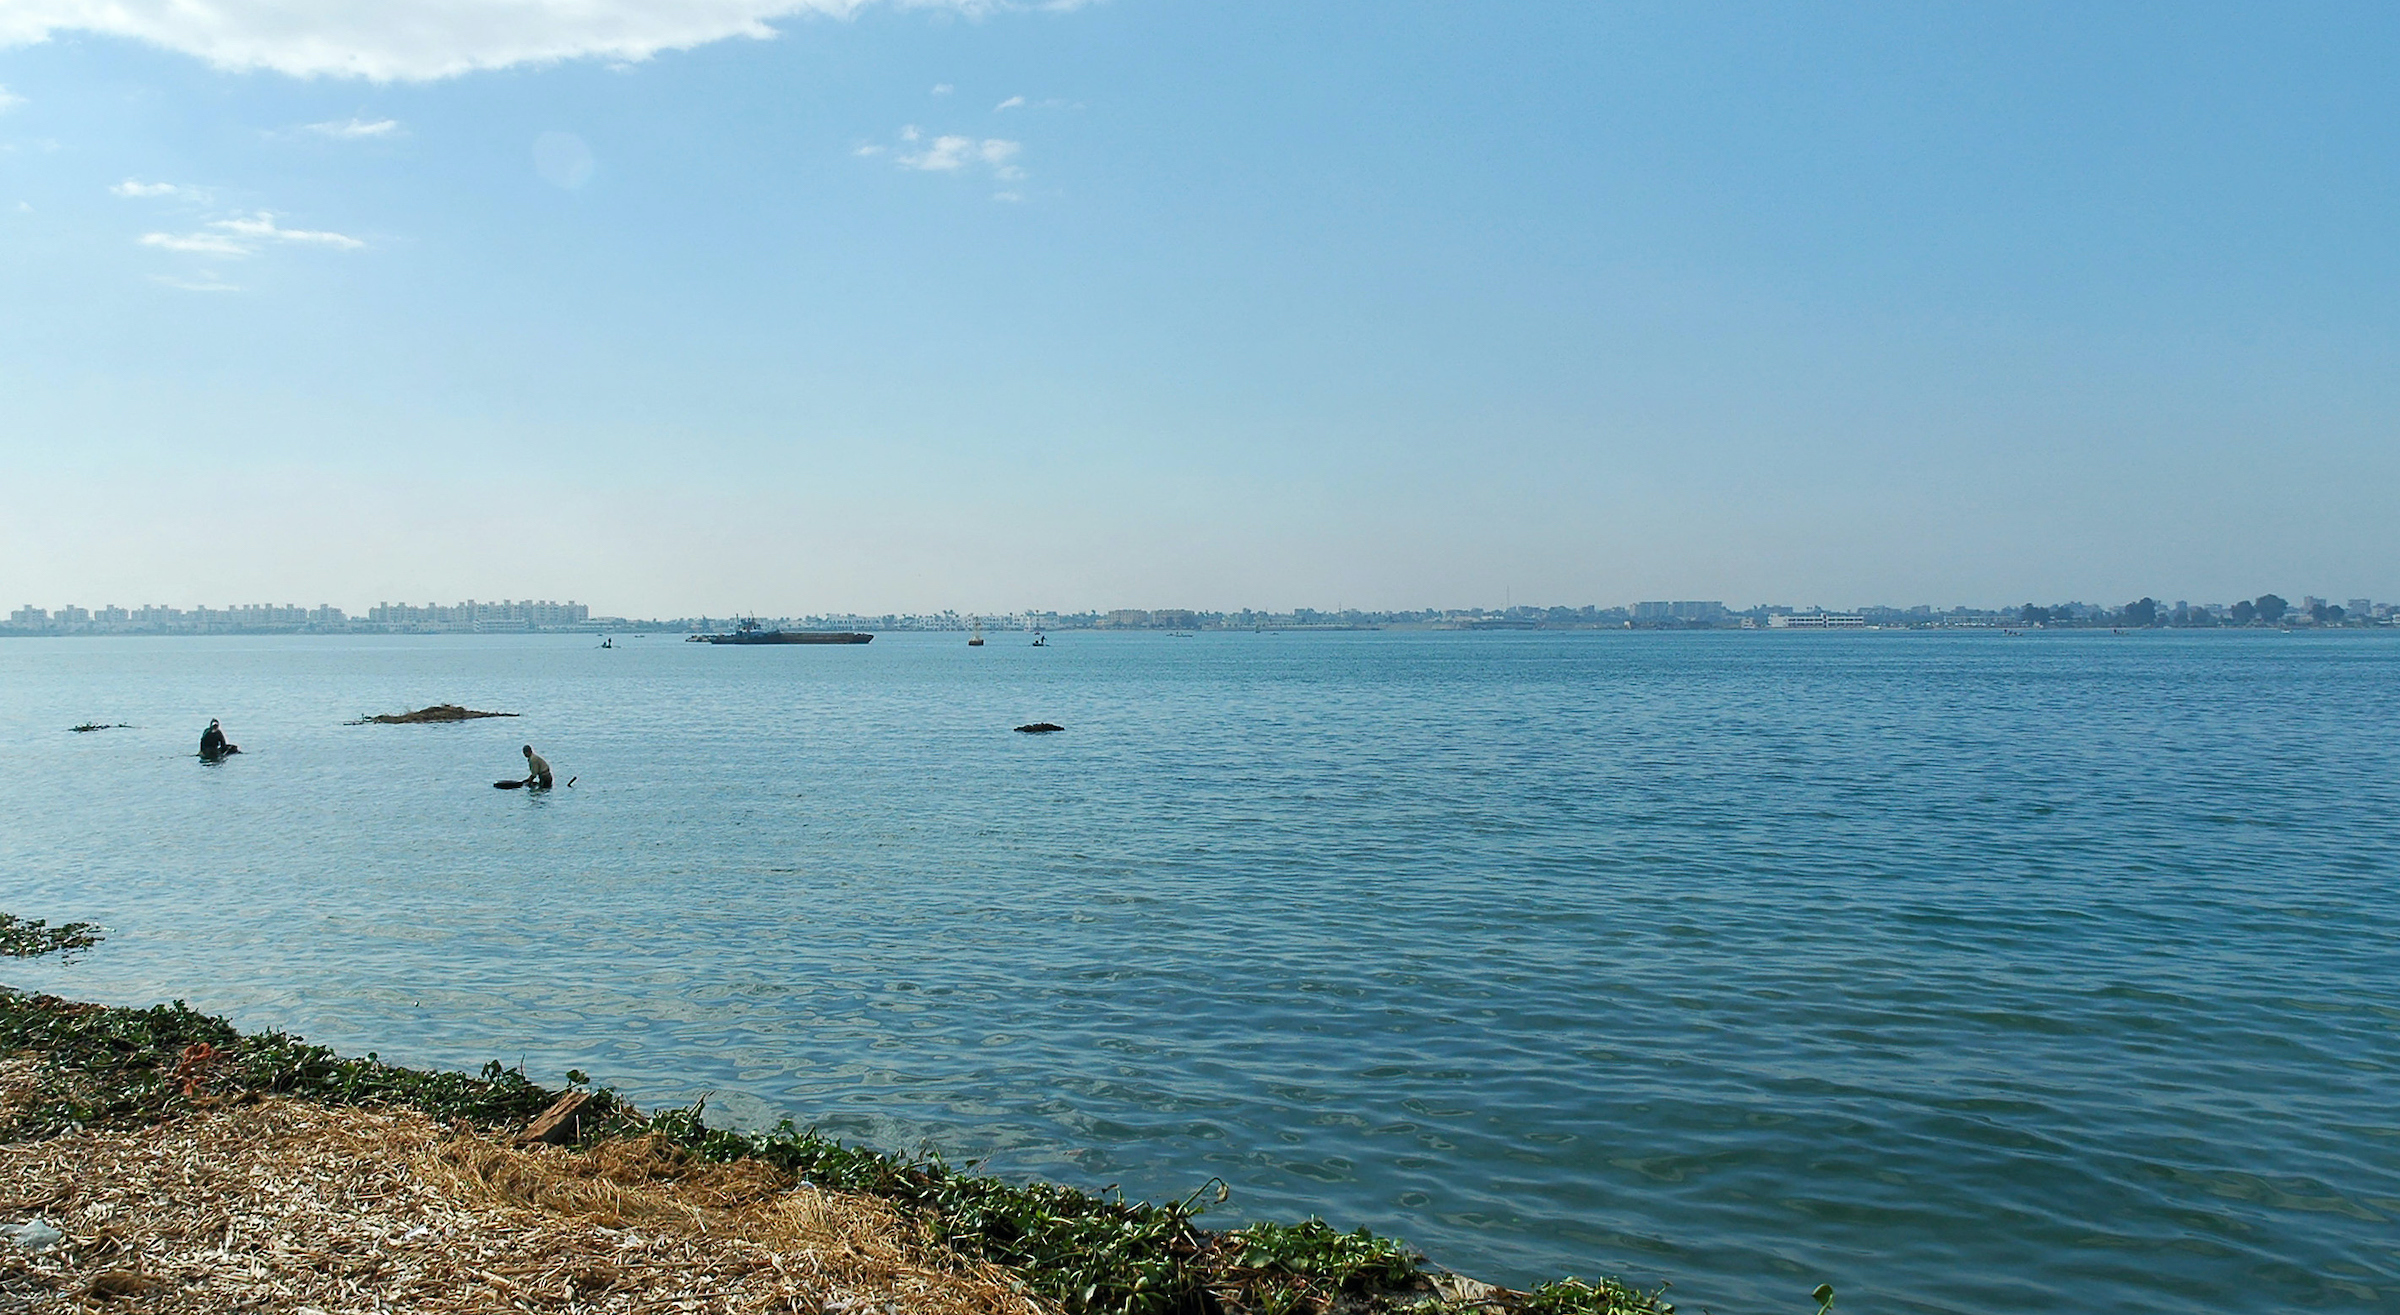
top-left (689, 619), bottom-right (873, 645)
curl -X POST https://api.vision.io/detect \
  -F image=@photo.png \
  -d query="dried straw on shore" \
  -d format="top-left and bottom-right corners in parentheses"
top-left (0, 1082), bottom-right (1044, 1314)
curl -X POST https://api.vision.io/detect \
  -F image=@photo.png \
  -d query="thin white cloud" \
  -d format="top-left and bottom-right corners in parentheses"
top-left (930, 83), bottom-right (953, 96)
top-left (112, 178), bottom-right (202, 199)
top-left (896, 133), bottom-right (1021, 178)
top-left (0, 1), bottom-right (1087, 82)
top-left (140, 211), bottom-right (364, 258)
top-left (898, 134), bottom-right (972, 170)
top-left (872, 123), bottom-right (1025, 196)
top-left (214, 213), bottom-right (365, 247)
top-left (993, 94), bottom-right (1023, 111)
top-left (0, 84), bottom-right (23, 112)
top-left (305, 116), bottom-right (401, 138)
top-left (140, 230), bottom-right (252, 256)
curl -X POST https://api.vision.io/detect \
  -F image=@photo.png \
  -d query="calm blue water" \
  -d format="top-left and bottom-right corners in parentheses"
top-left (2, 631), bottom-right (2395, 1313)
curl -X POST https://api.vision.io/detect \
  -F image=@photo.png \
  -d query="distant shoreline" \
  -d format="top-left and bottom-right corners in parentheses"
top-left (6, 623), bottom-right (2395, 639)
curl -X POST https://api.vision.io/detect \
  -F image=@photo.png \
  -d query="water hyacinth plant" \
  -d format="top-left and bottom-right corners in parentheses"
top-left (0, 914), bottom-right (104, 960)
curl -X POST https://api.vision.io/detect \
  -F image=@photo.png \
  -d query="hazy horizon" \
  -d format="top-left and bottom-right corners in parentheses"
top-left (6, 2), bottom-right (2397, 615)
top-left (6, 590), bottom-right (2377, 627)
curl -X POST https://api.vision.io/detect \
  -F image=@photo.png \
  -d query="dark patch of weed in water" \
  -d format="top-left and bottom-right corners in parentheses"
top-left (0, 914), bottom-right (104, 960)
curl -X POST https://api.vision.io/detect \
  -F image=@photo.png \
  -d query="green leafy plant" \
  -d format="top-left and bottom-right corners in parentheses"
top-left (0, 914), bottom-right (104, 960)
top-left (1217, 1218), bottom-right (1422, 1314)
top-left (0, 991), bottom-right (571, 1138)
top-left (1521, 1275), bottom-right (1673, 1315)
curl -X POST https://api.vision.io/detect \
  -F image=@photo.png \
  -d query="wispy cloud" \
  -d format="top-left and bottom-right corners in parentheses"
top-left (213, 213), bottom-right (364, 247)
top-left (305, 117), bottom-right (401, 139)
top-left (896, 132), bottom-right (1022, 179)
top-left (140, 211), bottom-right (364, 260)
top-left (864, 124), bottom-right (1027, 198)
top-left (140, 230), bottom-right (251, 256)
top-left (0, 84), bottom-right (23, 113)
top-left (931, 83), bottom-right (954, 96)
top-left (0, 2), bottom-right (1087, 82)
top-left (112, 178), bottom-right (203, 199)
top-left (994, 95), bottom-right (1024, 111)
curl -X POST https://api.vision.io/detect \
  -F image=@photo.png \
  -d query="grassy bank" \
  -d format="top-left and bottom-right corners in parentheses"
top-left (0, 935), bottom-right (1668, 1314)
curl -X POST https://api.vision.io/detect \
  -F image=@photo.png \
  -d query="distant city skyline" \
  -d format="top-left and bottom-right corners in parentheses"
top-left (7, 592), bottom-right (2391, 634)
top-left (4, 4), bottom-right (2396, 612)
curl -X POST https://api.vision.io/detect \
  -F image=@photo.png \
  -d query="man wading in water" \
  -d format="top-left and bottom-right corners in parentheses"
top-left (520, 744), bottom-right (554, 789)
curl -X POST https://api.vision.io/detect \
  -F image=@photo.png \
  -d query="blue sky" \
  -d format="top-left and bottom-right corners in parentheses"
top-left (3, 1), bottom-right (2395, 616)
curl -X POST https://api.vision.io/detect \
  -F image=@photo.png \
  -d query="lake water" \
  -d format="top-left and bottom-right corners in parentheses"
top-left (2, 630), bottom-right (2395, 1313)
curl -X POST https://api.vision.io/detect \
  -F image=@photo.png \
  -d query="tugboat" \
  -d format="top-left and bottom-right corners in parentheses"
top-left (691, 617), bottom-right (872, 645)
top-left (968, 619), bottom-right (985, 647)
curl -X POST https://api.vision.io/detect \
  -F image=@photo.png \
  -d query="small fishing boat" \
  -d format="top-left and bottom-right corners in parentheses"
top-left (1031, 630), bottom-right (1047, 647)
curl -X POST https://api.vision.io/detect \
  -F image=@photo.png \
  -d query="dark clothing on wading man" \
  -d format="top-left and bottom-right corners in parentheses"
top-left (199, 720), bottom-right (235, 759)
top-left (521, 745), bottom-right (554, 789)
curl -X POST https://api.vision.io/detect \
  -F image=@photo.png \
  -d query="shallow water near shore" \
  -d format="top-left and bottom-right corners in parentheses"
top-left (3, 630), bottom-right (2396, 1313)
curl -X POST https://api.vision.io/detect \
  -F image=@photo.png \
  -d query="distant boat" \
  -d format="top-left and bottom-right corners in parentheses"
top-left (692, 618), bottom-right (871, 645)
top-left (1031, 630), bottom-right (1047, 647)
top-left (969, 620), bottom-right (985, 647)
top-left (599, 637), bottom-right (613, 648)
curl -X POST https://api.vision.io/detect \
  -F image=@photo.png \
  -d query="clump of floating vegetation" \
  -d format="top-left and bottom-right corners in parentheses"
top-left (67, 722), bottom-right (131, 733)
top-left (0, 980), bottom-right (1673, 1315)
top-left (0, 915), bottom-right (103, 960)
top-left (350, 704), bottom-right (519, 725)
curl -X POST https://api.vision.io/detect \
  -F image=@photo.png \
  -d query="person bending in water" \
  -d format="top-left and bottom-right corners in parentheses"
top-left (199, 719), bottom-right (238, 759)
top-left (521, 744), bottom-right (554, 789)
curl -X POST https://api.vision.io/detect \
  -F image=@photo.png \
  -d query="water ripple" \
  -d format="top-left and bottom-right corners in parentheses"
top-left (3, 631), bottom-right (2396, 1313)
